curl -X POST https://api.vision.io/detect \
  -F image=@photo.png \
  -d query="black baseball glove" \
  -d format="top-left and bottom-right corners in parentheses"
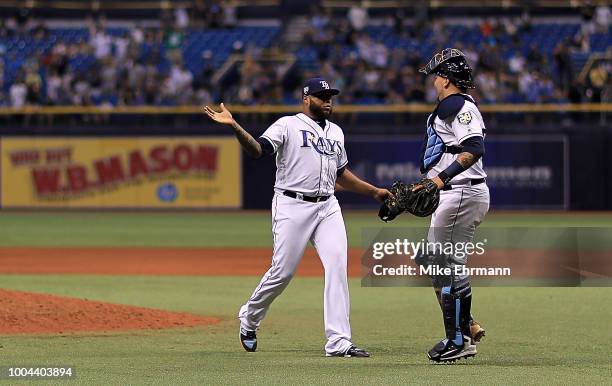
top-left (405, 178), bottom-right (440, 217)
top-left (378, 179), bottom-right (440, 222)
top-left (378, 181), bottom-right (410, 222)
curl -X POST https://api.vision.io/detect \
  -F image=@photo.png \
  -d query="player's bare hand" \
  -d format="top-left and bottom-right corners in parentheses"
top-left (373, 188), bottom-right (394, 202)
top-left (203, 102), bottom-right (235, 125)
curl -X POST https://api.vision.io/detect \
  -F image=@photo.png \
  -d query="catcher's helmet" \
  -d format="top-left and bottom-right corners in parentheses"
top-left (419, 48), bottom-right (475, 89)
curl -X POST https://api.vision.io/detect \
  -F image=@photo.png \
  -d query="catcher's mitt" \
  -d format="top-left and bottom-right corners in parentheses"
top-left (405, 178), bottom-right (440, 217)
top-left (378, 179), bottom-right (440, 222)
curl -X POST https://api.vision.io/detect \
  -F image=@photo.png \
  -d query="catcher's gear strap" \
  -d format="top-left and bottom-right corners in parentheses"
top-left (436, 94), bottom-right (467, 120)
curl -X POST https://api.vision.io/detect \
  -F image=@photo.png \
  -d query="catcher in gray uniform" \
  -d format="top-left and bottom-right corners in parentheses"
top-left (379, 48), bottom-right (489, 363)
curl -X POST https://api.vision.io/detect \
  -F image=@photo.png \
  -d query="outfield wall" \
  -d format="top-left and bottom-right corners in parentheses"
top-left (0, 127), bottom-right (610, 210)
top-left (0, 137), bottom-right (241, 209)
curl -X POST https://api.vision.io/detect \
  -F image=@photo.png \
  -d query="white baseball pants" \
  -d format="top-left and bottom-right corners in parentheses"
top-left (238, 192), bottom-right (352, 355)
top-left (428, 183), bottom-right (490, 273)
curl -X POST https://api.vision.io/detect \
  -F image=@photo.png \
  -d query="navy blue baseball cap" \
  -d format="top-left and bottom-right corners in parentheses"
top-left (302, 77), bottom-right (340, 97)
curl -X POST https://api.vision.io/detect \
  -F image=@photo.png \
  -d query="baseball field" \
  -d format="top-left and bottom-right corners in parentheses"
top-left (0, 211), bottom-right (611, 384)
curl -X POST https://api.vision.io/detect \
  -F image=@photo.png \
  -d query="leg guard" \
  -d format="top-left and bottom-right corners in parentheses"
top-left (440, 277), bottom-right (472, 345)
top-left (435, 288), bottom-right (474, 322)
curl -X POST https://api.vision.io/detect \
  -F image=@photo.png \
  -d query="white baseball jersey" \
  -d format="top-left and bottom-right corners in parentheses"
top-left (425, 95), bottom-right (487, 183)
top-left (239, 112), bottom-right (354, 355)
top-left (260, 113), bottom-right (347, 196)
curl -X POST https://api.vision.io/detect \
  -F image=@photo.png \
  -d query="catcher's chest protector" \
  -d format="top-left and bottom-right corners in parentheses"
top-left (421, 122), bottom-right (445, 173)
top-left (419, 94), bottom-right (473, 173)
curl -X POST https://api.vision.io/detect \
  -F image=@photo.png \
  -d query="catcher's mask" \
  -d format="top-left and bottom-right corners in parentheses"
top-left (419, 48), bottom-right (475, 90)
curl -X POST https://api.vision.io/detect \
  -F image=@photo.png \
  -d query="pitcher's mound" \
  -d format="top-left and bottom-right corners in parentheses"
top-left (0, 289), bottom-right (220, 334)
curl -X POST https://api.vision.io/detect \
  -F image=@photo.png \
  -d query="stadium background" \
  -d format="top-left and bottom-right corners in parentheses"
top-left (0, 1), bottom-right (610, 384)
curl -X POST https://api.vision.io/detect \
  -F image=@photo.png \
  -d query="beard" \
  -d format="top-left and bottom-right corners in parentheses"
top-left (309, 102), bottom-right (332, 120)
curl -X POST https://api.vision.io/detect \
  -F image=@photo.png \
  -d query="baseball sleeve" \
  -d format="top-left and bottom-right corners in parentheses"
top-left (452, 107), bottom-right (484, 143)
top-left (260, 117), bottom-right (287, 153)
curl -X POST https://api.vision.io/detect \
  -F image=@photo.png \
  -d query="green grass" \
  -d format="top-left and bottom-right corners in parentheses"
top-left (0, 276), bottom-right (610, 384)
top-left (1, 211), bottom-right (611, 247)
top-left (1, 212), bottom-right (611, 384)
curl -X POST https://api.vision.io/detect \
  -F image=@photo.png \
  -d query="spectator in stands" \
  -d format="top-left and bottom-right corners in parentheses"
top-left (113, 31), bottom-right (130, 62)
top-left (594, 4), bottom-right (610, 33)
top-left (164, 26), bottom-right (184, 62)
top-left (25, 62), bottom-right (42, 106)
top-left (0, 4), bottom-right (603, 108)
top-left (223, 1), bottom-right (238, 28)
top-left (413, 0), bottom-right (430, 40)
top-left (372, 39), bottom-right (389, 68)
top-left (175, 5), bottom-right (189, 29)
top-left (503, 17), bottom-right (520, 46)
top-left (396, 67), bottom-right (425, 102)
top-left (508, 52), bottom-right (526, 74)
top-left (526, 43), bottom-right (546, 71)
top-left (90, 25), bottom-right (112, 59)
top-left (571, 30), bottom-right (591, 52)
top-left (431, 18), bottom-right (448, 47)
top-left (0, 58), bottom-right (4, 92)
top-left (310, 5), bottom-right (330, 30)
top-left (169, 63), bottom-right (194, 101)
top-left (393, 7), bottom-right (407, 36)
top-left (475, 71), bottom-right (498, 103)
top-left (480, 18), bottom-right (494, 39)
top-left (580, 0), bottom-right (596, 36)
top-left (587, 61), bottom-right (609, 102)
top-left (601, 76), bottom-right (612, 103)
top-left (100, 56), bottom-right (118, 97)
top-left (14, 7), bottom-right (31, 36)
top-left (31, 20), bottom-right (49, 40)
top-left (131, 23), bottom-right (145, 44)
top-left (553, 41), bottom-right (572, 93)
top-left (207, 2), bottom-right (224, 28)
top-left (348, 5), bottom-right (368, 32)
top-left (46, 69), bottom-right (62, 105)
top-left (355, 33), bottom-right (376, 66)
top-left (10, 73), bottom-right (27, 108)
top-left (517, 6), bottom-right (532, 34)
top-left (0, 19), bottom-right (12, 38)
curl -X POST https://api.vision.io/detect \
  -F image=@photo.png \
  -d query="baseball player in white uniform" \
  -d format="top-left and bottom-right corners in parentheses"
top-left (414, 48), bottom-right (489, 362)
top-left (204, 77), bottom-right (392, 357)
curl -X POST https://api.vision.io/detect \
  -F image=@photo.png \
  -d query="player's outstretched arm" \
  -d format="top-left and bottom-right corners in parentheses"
top-left (337, 168), bottom-right (392, 202)
top-left (203, 103), bottom-right (262, 158)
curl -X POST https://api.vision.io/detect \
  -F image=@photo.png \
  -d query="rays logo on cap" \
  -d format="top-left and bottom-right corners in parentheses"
top-left (303, 77), bottom-right (340, 96)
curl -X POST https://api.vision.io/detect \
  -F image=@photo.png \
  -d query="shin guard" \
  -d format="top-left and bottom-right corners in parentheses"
top-left (440, 278), bottom-right (473, 345)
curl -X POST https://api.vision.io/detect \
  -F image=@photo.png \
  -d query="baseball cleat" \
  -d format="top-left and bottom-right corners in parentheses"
top-left (326, 346), bottom-right (371, 358)
top-left (470, 319), bottom-right (486, 343)
top-left (427, 336), bottom-right (476, 363)
top-left (240, 328), bottom-right (257, 352)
